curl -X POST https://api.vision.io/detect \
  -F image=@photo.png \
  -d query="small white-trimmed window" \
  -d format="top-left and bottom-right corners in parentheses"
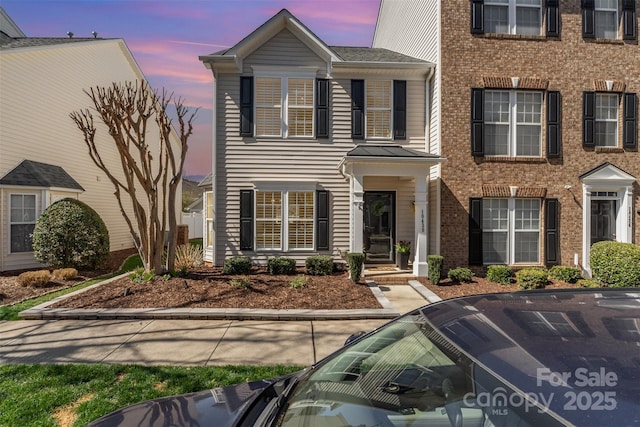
top-left (10, 194), bottom-right (37, 253)
top-left (594, 0), bottom-right (618, 39)
top-left (485, 0), bottom-right (542, 35)
top-left (483, 198), bottom-right (541, 264)
top-left (255, 76), bottom-right (314, 138)
top-left (484, 90), bottom-right (542, 156)
top-left (205, 192), bottom-right (214, 248)
top-left (595, 93), bottom-right (619, 147)
top-left (366, 80), bottom-right (392, 138)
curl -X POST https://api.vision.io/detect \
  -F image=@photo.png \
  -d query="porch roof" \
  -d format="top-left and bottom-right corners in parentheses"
top-left (0, 160), bottom-right (84, 191)
top-left (338, 145), bottom-right (445, 177)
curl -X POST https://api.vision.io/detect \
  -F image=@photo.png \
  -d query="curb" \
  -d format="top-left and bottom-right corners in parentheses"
top-left (19, 274), bottom-right (403, 321)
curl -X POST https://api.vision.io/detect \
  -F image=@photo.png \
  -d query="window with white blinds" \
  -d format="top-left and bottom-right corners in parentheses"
top-left (366, 80), bottom-right (392, 138)
top-left (255, 76), bottom-right (314, 138)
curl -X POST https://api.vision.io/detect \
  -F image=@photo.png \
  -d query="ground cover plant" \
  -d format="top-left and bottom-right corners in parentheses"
top-left (0, 364), bottom-right (300, 427)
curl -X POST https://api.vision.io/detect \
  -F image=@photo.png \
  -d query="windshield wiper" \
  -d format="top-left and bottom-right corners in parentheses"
top-left (255, 374), bottom-right (301, 427)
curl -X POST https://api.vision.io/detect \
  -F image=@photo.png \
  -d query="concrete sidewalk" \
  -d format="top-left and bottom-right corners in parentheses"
top-left (0, 283), bottom-right (441, 366)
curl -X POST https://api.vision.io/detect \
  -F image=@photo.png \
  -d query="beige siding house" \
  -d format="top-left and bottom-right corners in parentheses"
top-left (0, 8), bottom-right (181, 271)
top-left (200, 9), bottom-right (444, 276)
top-left (373, 0), bottom-right (639, 276)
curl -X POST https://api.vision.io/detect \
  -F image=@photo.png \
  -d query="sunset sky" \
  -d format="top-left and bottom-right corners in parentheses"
top-left (2, 0), bottom-right (380, 177)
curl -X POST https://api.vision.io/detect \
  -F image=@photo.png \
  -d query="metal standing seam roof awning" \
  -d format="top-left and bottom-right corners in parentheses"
top-left (338, 145), bottom-right (445, 177)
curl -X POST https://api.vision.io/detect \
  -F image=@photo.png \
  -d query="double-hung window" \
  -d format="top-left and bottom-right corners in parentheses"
top-left (255, 190), bottom-right (314, 251)
top-left (484, 0), bottom-right (542, 35)
top-left (583, 0), bottom-right (637, 40)
top-left (254, 75), bottom-right (314, 138)
top-left (484, 90), bottom-right (542, 156)
top-left (595, 93), bottom-right (619, 146)
top-left (482, 198), bottom-right (541, 264)
top-left (10, 194), bottom-right (37, 253)
top-left (595, 0), bottom-right (619, 38)
top-left (366, 80), bottom-right (392, 138)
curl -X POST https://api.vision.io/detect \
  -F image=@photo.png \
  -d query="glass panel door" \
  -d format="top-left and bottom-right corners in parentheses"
top-left (363, 192), bottom-right (395, 263)
top-left (591, 200), bottom-right (616, 246)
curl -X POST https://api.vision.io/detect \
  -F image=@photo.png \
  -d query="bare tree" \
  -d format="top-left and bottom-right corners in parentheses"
top-left (70, 80), bottom-right (197, 274)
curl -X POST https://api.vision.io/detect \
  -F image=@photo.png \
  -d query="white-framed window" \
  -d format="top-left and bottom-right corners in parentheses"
top-left (255, 190), bottom-right (315, 251)
top-left (484, 90), bottom-right (542, 156)
top-left (204, 192), bottom-right (214, 248)
top-left (595, 93), bottom-right (619, 147)
top-left (366, 80), bottom-right (392, 139)
top-left (255, 76), bottom-right (314, 138)
top-left (595, 0), bottom-right (619, 39)
top-left (483, 198), bottom-right (541, 264)
top-left (10, 193), bottom-right (37, 253)
top-left (485, 0), bottom-right (542, 35)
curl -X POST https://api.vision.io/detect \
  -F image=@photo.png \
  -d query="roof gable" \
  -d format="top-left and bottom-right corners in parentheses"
top-left (0, 160), bottom-right (84, 191)
top-left (580, 162), bottom-right (636, 184)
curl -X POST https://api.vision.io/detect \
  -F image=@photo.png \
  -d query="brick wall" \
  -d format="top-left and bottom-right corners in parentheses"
top-left (439, 0), bottom-right (639, 271)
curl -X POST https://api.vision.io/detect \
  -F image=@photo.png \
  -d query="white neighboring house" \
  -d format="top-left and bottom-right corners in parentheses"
top-left (0, 8), bottom-right (182, 271)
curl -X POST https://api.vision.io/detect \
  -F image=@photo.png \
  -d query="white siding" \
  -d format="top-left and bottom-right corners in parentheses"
top-left (0, 40), bottom-right (181, 270)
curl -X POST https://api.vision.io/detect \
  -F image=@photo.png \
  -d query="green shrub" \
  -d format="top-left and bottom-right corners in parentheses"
top-left (578, 278), bottom-right (604, 288)
top-left (347, 253), bottom-right (365, 282)
top-left (230, 276), bottom-right (251, 288)
top-left (174, 243), bottom-right (203, 271)
top-left (17, 270), bottom-right (51, 287)
top-left (32, 198), bottom-right (109, 269)
top-left (51, 268), bottom-right (78, 281)
top-left (548, 265), bottom-right (582, 283)
top-left (486, 265), bottom-right (513, 285)
top-left (223, 256), bottom-right (252, 275)
top-left (447, 267), bottom-right (474, 283)
top-left (428, 255), bottom-right (444, 285)
top-left (267, 257), bottom-right (297, 275)
top-left (129, 268), bottom-right (154, 283)
top-left (590, 241), bottom-right (640, 287)
top-left (289, 275), bottom-right (308, 289)
top-left (516, 268), bottom-right (548, 290)
top-left (305, 255), bottom-right (334, 276)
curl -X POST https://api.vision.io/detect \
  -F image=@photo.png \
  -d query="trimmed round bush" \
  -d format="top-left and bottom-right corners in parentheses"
top-left (223, 256), bottom-right (252, 275)
top-left (447, 267), bottom-right (474, 283)
top-left (267, 257), bottom-right (297, 275)
top-left (516, 268), bottom-right (548, 290)
top-left (548, 265), bottom-right (582, 283)
top-left (590, 241), bottom-right (640, 287)
top-left (305, 255), bottom-right (334, 276)
top-left (486, 265), bottom-right (513, 285)
top-left (32, 198), bottom-right (109, 269)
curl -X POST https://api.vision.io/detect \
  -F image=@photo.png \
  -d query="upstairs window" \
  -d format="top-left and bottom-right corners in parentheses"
top-left (482, 90), bottom-right (542, 156)
top-left (595, 93), bottom-right (619, 146)
top-left (485, 0), bottom-right (542, 35)
top-left (583, 92), bottom-right (637, 149)
top-left (472, 0), bottom-right (554, 36)
top-left (366, 80), bottom-right (392, 138)
top-left (351, 80), bottom-right (406, 140)
top-left (583, 0), bottom-right (637, 40)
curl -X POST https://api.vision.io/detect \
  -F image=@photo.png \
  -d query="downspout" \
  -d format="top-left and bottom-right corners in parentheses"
top-left (211, 70), bottom-right (217, 266)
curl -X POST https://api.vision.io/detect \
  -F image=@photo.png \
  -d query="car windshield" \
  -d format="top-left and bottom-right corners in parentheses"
top-left (276, 312), bottom-right (566, 427)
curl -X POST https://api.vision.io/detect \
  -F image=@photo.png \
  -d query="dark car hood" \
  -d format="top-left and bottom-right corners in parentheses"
top-left (86, 375), bottom-right (296, 427)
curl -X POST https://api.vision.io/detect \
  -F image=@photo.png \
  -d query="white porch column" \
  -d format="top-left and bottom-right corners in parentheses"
top-left (350, 174), bottom-right (364, 253)
top-left (622, 186), bottom-right (634, 243)
top-left (582, 185), bottom-right (592, 276)
top-left (413, 176), bottom-right (429, 277)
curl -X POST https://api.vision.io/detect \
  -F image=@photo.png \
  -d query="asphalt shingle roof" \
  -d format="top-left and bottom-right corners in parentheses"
top-left (329, 46), bottom-right (427, 64)
top-left (0, 160), bottom-right (84, 190)
top-left (0, 37), bottom-right (107, 50)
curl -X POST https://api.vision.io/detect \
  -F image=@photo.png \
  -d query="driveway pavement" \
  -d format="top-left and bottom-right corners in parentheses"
top-left (0, 282), bottom-right (441, 366)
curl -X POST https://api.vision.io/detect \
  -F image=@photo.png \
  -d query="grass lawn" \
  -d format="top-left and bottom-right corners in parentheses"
top-left (0, 364), bottom-right (301, 427)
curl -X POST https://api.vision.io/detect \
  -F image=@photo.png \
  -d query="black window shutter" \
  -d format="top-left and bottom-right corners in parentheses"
top-left (471, 0), bottom-right (484, 34)
top-left (623, 93), bottom-right (638, 149)
top-left (546, 91), bottom-right (561, 157)
top-left (546, 0), bottom-right (559, 37)
top-left (471, 88), bottom-right (484, 156)
top-left (316, 79), bottom-right (329, 138)
top-left (583, 92), bottom-right (596, 147)
top-left (240, 77), bottom-right (253, 136)
top-left (351, 80), bottom-right (365, 139)
top-left (582, 0), bottom-right (595, 38)
top-left (316, 190), bottom-right (329, 251)
top-left (469, 198), bottom-right (483, 265)
top-left (239, 190), bottom-right (253, 250)
top-left (545, 198), bottom-right (559, 266)
top-left (393, 80), bottom-right (407, 140)
top-left (622, 0), bottom-right (637, 40)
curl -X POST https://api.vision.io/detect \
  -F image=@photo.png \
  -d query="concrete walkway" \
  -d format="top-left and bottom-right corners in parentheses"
top-left (0, 281), bottom-right (441, 366)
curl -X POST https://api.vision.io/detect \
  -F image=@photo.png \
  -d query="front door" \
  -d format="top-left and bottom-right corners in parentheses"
top-left (363, 192), bottom-right (395, 263)
top-left (590, 200), bottom-right (616, 245)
